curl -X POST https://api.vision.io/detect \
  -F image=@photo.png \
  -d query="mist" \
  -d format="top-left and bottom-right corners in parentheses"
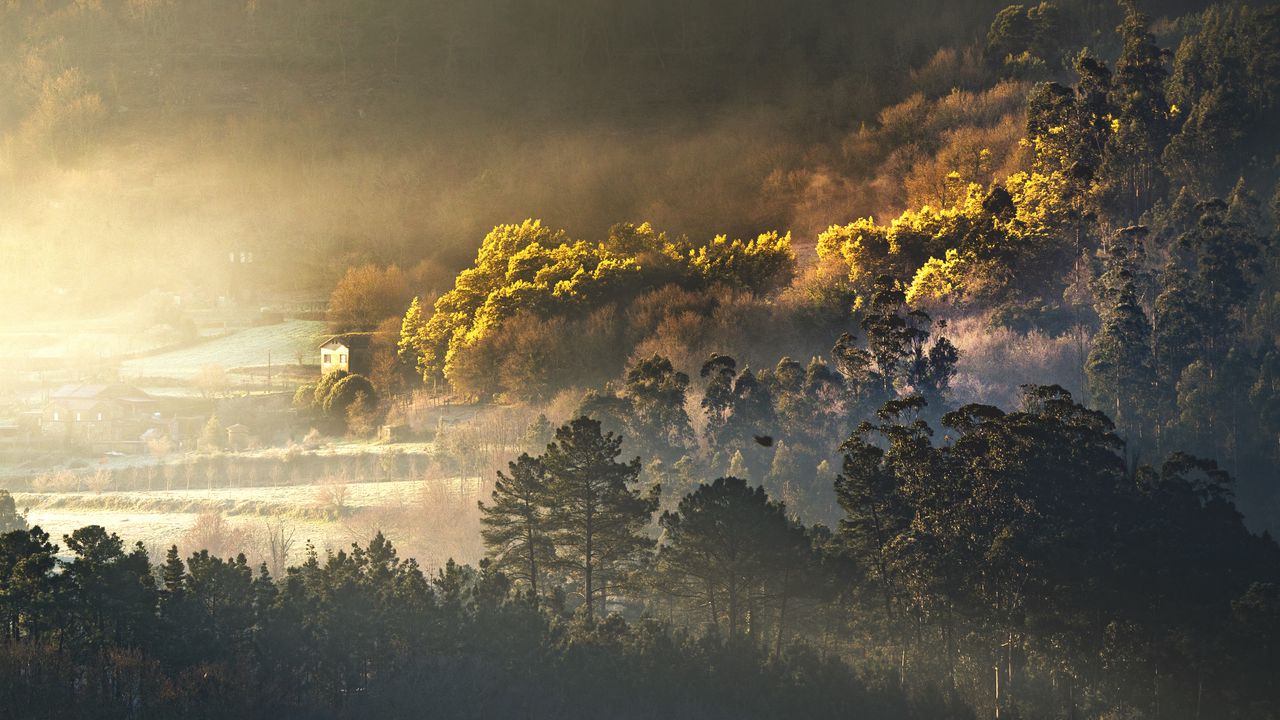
top-left (3, 1), bottom-right (1279, 718)
top-left (3, 0), bottom-right (1070, 319)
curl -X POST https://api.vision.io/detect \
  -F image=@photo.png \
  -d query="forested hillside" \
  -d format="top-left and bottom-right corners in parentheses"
top-left (0, 0), bottom-right (1220, 313)
top-left (388, 0), bottom-right (1280, 535)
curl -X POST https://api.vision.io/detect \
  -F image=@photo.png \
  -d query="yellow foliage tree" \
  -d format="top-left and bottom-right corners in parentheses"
top-left (820, 171), bottom-right (1072, 307)
top-left (407, 220), bottom-right (794, 389)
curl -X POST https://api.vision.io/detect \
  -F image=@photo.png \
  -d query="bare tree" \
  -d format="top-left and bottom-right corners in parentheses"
top-left (262, 517), bottom-right (297, 578)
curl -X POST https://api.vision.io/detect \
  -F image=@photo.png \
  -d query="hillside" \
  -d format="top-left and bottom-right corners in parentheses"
top-left (0, 0), bottom-right (1217, 318)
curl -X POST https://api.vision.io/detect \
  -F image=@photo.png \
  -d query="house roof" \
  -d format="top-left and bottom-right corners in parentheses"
top-left (319, 333), bottom-right (375, 351)
top-left (51, 383), bottom-right (151, 401)
top-left (50, 398), bottom-right (111, 412)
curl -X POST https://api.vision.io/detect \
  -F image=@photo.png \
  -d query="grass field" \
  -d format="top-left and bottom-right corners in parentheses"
top-left (120, 319), bottom-right (327, 380)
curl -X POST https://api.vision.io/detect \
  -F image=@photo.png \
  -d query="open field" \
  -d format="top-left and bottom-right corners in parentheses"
top-left (0, 299), bottom-right (188, 365)
top-left (1, 314), bottom-right (327, 402)
top-left (120, 319), bottom-right (327, 381)
top-left (17, 475), bottom-right (488, 571)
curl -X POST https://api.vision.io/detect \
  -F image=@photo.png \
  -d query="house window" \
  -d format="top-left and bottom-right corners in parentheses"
top-left (53, 412), bottom-right (60, 422)
top-left (75, 412), bottom-right (82, 422)
top-left (96, 412), bottom-right (103, 421)
top-left (340, 354), bottom-right (347, 364)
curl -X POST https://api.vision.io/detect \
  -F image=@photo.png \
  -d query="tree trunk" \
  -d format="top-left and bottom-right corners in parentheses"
top-left (727, 577), bottom-right (739, 637)
top-left (526, 522), bottom-right (538, 598)
top-left (774, 580), bottom-right (789, 661)
top-left (584, 551), bottom-right (593, 623)
top-left (994, 663), bottom-right (1001, 720)
top-left (707, 579), bottom-right (718, 629)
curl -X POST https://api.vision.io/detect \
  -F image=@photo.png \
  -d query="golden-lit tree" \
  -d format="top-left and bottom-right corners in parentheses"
top-left (406, 220), bottom-right (794, 391)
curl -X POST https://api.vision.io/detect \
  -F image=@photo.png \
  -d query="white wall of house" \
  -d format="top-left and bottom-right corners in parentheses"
top-left (321, 342), bottom-right (351, 374)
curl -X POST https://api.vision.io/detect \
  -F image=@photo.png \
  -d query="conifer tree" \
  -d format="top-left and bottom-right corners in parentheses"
top-left (161, 545), bottom-right (186, 596)
top-left (1101, 1), bottom-right (1172, 221)
top-left (1087, 228), bottom-right (1157, 440)
top-left (397, 295), bottom-right (425, 370)
top-left (541, 417), bottom-right (657, 621)
top-left (656, 477), bottom-right (809, 637)
top-left (479, 453), bottom-right (555, 597)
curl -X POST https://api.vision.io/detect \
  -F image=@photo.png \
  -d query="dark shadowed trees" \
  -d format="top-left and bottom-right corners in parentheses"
top-left (61, 526), bottom-right (156, 649)
top-left (655, 477), bottom-right (811, 638)
top-left (541, 417), bottom-right (658, 622)
top-left (1086, 227), bottom-right (1156, 440)
top-left (624, 354), bottom-right (696, 462)
top-left (480, 453), bottom-right (555, 597)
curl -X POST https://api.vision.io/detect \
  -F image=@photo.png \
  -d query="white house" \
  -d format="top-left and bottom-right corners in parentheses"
top-left (319, 334), bottom-right (373, 376)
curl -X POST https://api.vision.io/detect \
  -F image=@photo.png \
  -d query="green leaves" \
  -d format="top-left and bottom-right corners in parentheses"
top-left (1086, 227), bottom-right (1156, 436)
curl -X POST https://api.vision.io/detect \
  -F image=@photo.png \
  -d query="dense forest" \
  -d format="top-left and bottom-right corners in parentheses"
top-left (5, 0), bottom-right (1280, 718)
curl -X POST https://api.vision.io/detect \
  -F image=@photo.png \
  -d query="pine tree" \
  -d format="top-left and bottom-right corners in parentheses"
top-left (541, 417), bottom-right (657, 622)
top-left (656, 477), bottom-right (809, 637)
top-left (161, 545), bottom-right (186, 595)
top-left (479, 453), bottom-right (555, 597)
top-left (397, 295), bottom-right (425, 370)
top-left (0, 527), bottom-right (57, 642)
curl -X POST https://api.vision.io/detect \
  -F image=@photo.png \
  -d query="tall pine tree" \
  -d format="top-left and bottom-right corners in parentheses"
top-left (479, 453), bottom-right (555, 597)
top-left (542, 417), bottom-right (657, 621)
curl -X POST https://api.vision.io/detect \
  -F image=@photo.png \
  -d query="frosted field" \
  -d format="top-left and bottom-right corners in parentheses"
top-left (119, 319), bottom-right (327, 379)
top-left (0, 303), bottom-right (187, 363)
top-left (17, 476), bottom-right (487, 569)
top-left (2, 330), bottom-right (177, 361)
